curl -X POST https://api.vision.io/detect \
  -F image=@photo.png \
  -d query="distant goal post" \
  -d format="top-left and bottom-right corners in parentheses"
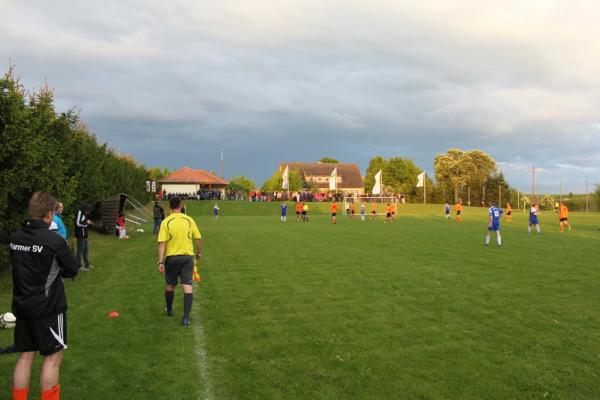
top-left (343, 196), bottom-right (399, 215)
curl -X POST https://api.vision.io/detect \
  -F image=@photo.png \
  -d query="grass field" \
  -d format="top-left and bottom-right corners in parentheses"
top-left (1, 202), bottom-right (599, 399)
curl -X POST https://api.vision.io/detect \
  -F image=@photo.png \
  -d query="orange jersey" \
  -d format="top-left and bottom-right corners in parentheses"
top-left (331, 203), bottom-right (338, 213)
top-left (559, 204), bottom-right (568, 219)
top-left (371, 204), bottom-right (377, 211)
top-left (506, 203), bottom-right (512, 212)
top-left (455, 203), bottom-right (463, 211)
top-left (386, 205), bottom-right (393, 213)
top-left (295, 203), bottom-right (303, 212)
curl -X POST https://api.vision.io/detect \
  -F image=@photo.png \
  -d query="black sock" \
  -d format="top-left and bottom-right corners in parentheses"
top-left (183, 293), bottom-right (193, 320)
top-left (165, 290), bottom-right (174, 311)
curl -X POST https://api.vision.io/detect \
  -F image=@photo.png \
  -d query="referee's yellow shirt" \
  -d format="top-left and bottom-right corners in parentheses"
top-left (157, 213), bottom-right (201, 256)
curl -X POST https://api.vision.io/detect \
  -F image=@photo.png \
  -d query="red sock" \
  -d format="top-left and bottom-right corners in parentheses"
top-left (12, 387), bottom-right (29, 400)
top-left (41, 384), bottom-right (60, 400)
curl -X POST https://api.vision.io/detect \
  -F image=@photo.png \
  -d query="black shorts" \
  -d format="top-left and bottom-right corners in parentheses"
top-left (332, 213), bottom-right (337, 217)
top-left (302, 211), bottom-right (307, 215)
top-left (165, 255), bottom-right (194, 286)
top-left (351, 210), bottom-right (355, 214)
top-left (456, 211), bottom-right (462, 216)
top-left (507, 211), bottom-right (512, 216)
top-left (560, 217), bottom-right (568, 222)
top-left (371, 210), bottom-right (377, 214)
top-left (15, 313), bottom-right (67, 356)
top-left (386, 212), bottom-right (392, 218)
top-left (295, 211), bottom-right (300, 215)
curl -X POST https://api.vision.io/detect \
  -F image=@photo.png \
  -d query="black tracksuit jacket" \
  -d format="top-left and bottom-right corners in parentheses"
top-left (10, 220), bottom-right (79, 319)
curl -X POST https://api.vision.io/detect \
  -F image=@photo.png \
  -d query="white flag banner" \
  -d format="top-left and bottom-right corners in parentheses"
top-left (329, 167), bottom-right (337, 191)
top-left (416, 171), bottom-right (425, 188)
top-left (282, 165), bottom-right (289, 190)
top-left (372, 169), bottom-right (382, 194)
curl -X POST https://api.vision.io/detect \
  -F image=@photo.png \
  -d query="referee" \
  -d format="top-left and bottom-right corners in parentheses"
top-left (157, 196), bottom-right (202, 326)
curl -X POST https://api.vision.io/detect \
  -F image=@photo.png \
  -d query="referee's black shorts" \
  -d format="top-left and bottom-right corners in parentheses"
top-left (165, 255), bottom-right (194, 286)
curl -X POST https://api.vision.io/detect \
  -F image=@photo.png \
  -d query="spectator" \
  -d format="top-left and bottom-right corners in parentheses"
top-left (153, 201), bottom-right (164, 234)
top-left (74, 203), bottom-right (94, 271)
top-left (10, 192), bottom-right (79, 400)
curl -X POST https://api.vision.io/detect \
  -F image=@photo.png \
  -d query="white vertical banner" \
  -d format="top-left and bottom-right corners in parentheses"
top-left (372, 169), bottom-right (382, 194)
top-left (416, 171), bottom-right (425, 188)
top-left (282, 165), bottom-right (289, 190)
top-left (329, 167), bottom-right (337, 191)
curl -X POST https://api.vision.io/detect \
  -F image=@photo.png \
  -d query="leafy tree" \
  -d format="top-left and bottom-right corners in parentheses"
top-left (319, 157), bottom-right (338, 163)
top-left (483, 172), bottom-right (511, 206)
top-left (434, 149), bottom-right (497, 203)
top-left (383, 157), bottom-right (422, 194)
top-left (261, 169), bottom-right (304, 192)
top-left (228, 176), bottom-right (256, 193)
top-left (364, 156), bottom-right (386, 193)
top-left (0, 67), bottom-right (153, 271)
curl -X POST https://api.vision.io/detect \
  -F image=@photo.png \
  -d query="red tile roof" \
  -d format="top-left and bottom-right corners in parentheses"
top-left (159, 167), bottom-right (229, 185)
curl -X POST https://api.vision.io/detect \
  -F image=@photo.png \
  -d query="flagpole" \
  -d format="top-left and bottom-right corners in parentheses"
top-left (423, 172), bottom-right (426, 204)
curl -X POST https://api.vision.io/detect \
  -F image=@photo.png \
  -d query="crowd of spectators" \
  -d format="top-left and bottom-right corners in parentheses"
top-left (162, 189), bottom-right (406, 203)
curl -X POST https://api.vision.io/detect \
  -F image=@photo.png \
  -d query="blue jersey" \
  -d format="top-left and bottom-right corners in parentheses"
top-left (488, 206), bottom-right (503, 231)
top-left (281, 204), bottom-right (288, 216)
top-left (444, 204), bottom-right (450, 214)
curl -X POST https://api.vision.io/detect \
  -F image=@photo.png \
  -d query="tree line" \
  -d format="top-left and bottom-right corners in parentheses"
top-left (0, 68), bottom-right (153, 271)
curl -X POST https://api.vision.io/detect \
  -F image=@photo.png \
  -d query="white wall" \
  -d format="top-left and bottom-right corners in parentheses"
top-left (162, 183), bottom-right (199, 195)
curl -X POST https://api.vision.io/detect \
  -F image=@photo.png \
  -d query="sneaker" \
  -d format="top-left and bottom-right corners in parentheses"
top-left (182, 318), bottom-right (190, 327)
top-left (165, 308), bottom-right (174, 317)
top-left (86, 265), bottom-right (95, 269)
top-left (79, 266), bottom-right (91, 271)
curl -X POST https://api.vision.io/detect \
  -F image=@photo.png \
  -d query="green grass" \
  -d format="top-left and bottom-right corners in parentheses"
top-left (1, 202), bottom-right (599, 399)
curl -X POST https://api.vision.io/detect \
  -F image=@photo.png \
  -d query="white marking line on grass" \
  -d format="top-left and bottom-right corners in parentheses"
top-left (194, 315), bottom-right (215, 400)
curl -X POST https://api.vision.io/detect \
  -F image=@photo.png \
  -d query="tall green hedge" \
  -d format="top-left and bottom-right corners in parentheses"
top-left (0, 68), bottom-right (150, 271)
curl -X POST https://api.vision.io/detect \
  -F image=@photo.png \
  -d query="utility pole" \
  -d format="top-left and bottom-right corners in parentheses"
top-left (531, 164), bottom-right (536, 203)
top-left (498, 184), bottom-right (501, 207)
top-left (559, 181), bottom-right (563, 201)
top-left (220, 148), bottom-right (224, 179)
top-left (586, 180), bottom-right (589, 212)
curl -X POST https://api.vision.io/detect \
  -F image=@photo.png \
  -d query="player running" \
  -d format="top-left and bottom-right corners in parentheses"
top-left (331, 202), bottom-right (338, 224)
top-left (559, 201), bottom-right (572, 232)
top-left (455, 199), bottom-right (463, 222)
top-left (528, 202), bottom-right (541, 235)
top-left (506, 202), bottom-right (513, 222)
top-left (213, 203), bottom-right (220, 219)
top-left (444, 202), bottom-right (450, 220)
top-left (280, 203), bottom-right (287, 223)
top-left (485, 202), bottom-right (503, 247)
top-left (295, 202), bottom-right (303, 222)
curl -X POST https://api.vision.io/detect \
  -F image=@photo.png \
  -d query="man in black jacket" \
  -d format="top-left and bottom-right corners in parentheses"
top-left (10, 191), bottom-right (79, 400)
top-left (74, 203), bottom-right (93, 271)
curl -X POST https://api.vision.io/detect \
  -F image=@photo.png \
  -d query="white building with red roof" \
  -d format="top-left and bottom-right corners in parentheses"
top-left (159, 167), bottom-right (229, 196)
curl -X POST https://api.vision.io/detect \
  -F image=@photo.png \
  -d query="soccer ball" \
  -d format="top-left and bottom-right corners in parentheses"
top-left (0, 312), bottom-right (16, 329)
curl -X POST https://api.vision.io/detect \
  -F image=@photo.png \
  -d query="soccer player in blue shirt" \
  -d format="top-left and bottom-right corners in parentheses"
top-left (485, 202), bottom-right (503, 247)
top-left (528, 202), bottom-right (541, 235)
top-left (280, 203), bottom-right (288, 223)
top-left (444, 202), bottom-right (450, 220)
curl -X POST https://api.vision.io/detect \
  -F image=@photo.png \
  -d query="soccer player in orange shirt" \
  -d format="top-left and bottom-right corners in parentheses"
top-left (385, 203), bottom-right (393, 224)
top-left (559, 201), bottom-right (572, 232)
top-left (331, 202), bottom-right (338, 224)
top-left (506, 202), bottom-right (513, 222)
top-left (455, 199), bottom-right (463, 222)
top-left (295, 202), bottom-right (303, 222)
top-left (370, 203), bottom-right (377, 219)
top-left (350, 203), bottom-right (355, 220)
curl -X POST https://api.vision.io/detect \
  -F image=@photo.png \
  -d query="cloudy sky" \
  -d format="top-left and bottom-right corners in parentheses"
top-left (2, 0), bottom-right (599, 193)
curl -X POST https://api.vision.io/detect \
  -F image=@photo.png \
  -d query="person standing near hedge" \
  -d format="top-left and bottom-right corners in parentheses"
top-left (153, 201), bottom-right (164, 234)
top-left (10, 192), bottom-right (79, 400)
top-left (74, 204), bottom-right (93, 271)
